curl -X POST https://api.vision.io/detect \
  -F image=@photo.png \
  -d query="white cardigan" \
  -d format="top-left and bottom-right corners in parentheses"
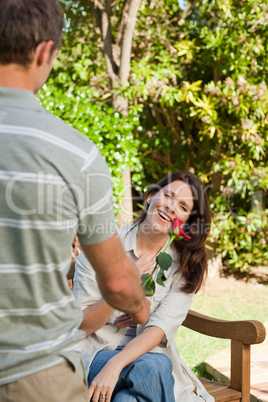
top-left (73, 225), bottom-right (214, 402)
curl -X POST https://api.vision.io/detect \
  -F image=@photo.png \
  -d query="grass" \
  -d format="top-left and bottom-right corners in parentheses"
top-left (175, 279), bottom-right (268, 378)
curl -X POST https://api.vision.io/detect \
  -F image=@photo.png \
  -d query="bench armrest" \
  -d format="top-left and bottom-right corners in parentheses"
top-left (182, 309), bottom-right (266, 345)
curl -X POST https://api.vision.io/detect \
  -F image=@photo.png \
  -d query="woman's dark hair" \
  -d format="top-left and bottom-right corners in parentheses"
top-left (0, 0), bottom-right (64, 66)
top-left (137, 171), bottom-right (211, 293)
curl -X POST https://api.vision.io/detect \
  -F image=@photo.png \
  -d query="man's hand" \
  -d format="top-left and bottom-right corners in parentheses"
top-left (128, 297), bottom-right (151, 325)
top-left (114, 313), bottom-right (136, 329)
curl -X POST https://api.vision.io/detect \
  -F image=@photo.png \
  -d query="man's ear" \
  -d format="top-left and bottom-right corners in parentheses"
top-left (36, 41), bottom-right (54, 66)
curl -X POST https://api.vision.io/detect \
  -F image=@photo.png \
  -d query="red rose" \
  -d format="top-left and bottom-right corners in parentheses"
top-left (170, 218), bottom-right (191, 239)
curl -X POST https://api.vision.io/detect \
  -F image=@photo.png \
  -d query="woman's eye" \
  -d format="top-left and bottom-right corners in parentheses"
top-left (165, 193), bottom-right (171, 199)
top-left (180, 205), bottom-right (187, 212)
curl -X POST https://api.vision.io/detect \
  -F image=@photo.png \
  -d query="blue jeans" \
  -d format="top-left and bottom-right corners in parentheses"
top-left (88, 350), bottom-right (175, 402)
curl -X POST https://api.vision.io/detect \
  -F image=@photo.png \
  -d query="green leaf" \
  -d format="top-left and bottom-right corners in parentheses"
top-left (156, 270), bottom-right (166, 287)
top-left (141, 273), bottom-right (150, 284)
top-left (156, 252), bottom-right (173, 271)
top-left (141, 274), bottom-right (156, 296)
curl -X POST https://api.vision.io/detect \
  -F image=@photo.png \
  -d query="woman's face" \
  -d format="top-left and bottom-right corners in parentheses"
top-left (145, 180), bottom-right (194, 235)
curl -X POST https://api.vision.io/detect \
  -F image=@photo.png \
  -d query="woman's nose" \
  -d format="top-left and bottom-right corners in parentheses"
top-left (166, 201), bottom-right (175, 214)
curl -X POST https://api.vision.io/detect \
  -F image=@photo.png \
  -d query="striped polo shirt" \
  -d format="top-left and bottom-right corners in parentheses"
top-left (0, 88), bottom-right (116, 385)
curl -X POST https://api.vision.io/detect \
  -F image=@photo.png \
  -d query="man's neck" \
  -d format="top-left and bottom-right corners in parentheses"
top-left (0, 64), bottom-right (36, 93)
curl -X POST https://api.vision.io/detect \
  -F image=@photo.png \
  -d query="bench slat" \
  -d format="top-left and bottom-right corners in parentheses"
top-left (199, 378), bottom-right (242, 402)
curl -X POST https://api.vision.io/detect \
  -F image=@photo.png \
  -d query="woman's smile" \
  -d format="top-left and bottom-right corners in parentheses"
top-left (157, 209), bottom-right (172, 223)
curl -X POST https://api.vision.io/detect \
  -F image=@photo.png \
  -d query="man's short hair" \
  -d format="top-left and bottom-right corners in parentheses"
top-left (0, 0), bottom-right (64, 66)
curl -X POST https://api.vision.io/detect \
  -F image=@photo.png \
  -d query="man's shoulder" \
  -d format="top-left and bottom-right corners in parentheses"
top-left (1, 88), bottom-right (109, 178)
top-left (34, 107), bottom-right (92, 149)
top-left (27, 107), bottom-right (108, 173)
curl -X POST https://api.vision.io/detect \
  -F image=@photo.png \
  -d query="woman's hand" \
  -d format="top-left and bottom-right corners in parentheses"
top-left (136, 252), bottom-right (156, 276)
top-left (88, 359), bottom-right (122, 402)
top-left (114, 313), bottom-right (136, 329)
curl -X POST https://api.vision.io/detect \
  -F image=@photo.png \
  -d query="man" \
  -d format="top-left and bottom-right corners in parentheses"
top-left (0, 0), bottom-right (150, 401)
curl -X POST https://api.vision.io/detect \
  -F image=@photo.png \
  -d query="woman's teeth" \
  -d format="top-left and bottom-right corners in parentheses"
top-left (158, 210), bottom-right (171, 222)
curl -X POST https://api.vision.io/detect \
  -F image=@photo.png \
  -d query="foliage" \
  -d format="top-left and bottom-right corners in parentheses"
top-left (39, 0), bottom-right (268, 270)
top-left (126, 0), bottom-right (268, 270)
top-left (38, 79), bottom-right (143, 213)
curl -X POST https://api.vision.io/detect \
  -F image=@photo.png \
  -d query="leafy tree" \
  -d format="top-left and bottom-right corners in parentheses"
top-left (39, 0), bottom-right (144, 217)
top-left (125, 0), bottom-right (268, 270)
top-left (39, 0), bottom-right (268, 270)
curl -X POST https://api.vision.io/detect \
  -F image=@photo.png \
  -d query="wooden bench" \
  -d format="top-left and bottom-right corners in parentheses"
top-left (182, 310), bottom-right (266, 402)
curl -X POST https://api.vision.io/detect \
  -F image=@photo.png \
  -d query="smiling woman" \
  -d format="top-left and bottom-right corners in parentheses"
top-left (145, 179), bottom-right (194, 235)
top-left (73, 171), bottom-right (213, 402)
top-left (136, 171), bottom-right (211, 294)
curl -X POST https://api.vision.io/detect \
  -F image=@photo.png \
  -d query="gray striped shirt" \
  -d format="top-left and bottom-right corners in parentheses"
top-left (0, 88), bottom-right (116, 384)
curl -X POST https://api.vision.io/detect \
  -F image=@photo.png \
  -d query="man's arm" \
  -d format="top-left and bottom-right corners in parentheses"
top-left (80, 299), bottom-right (114, 336)
top-left (81, 232), bottom-right (150, 324)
